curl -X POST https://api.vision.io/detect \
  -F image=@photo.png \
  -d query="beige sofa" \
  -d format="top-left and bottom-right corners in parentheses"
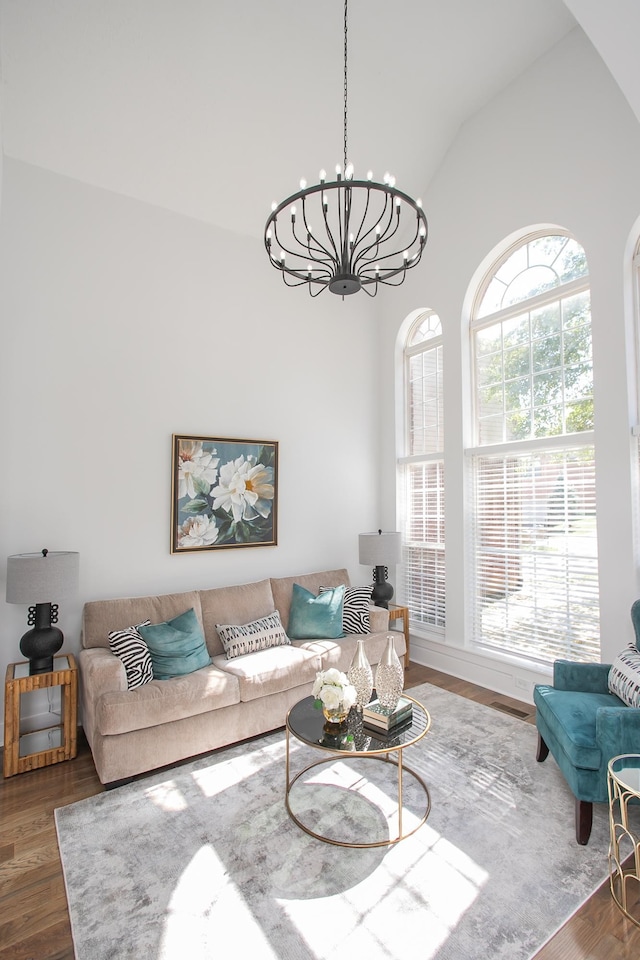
top-left (78, 568), bottom-right (399, 785)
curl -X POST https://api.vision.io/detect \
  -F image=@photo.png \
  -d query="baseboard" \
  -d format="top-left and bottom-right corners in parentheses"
top-left (408, 632), bottom-right (552, 705)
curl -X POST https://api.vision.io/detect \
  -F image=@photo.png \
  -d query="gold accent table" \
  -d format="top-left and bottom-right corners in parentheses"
top-left (285, 693), bottom-right (431, 848)
top-left (608, 753), bottom-right (640, 926)
top-left (3, 654), bottom-right (78, 778)
top-left (388, 603), bottom-right (410, 665)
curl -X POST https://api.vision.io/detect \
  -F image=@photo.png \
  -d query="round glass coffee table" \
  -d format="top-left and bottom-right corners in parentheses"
top-left (285, 693), bottom-right (431, 848)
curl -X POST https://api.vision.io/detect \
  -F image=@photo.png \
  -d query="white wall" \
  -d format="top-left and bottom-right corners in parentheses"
top-left (0, 159), bottom-right (380, 732)
top-left (564, 0), bottom-right (640, 126)
top-left (375, 27), bottom-right (640, 701)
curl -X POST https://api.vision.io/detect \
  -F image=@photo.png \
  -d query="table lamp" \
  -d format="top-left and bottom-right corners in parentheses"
top-left (358, 530), bottom-right (402, 608)
top-left (6, 549), bottom-right (79, 674)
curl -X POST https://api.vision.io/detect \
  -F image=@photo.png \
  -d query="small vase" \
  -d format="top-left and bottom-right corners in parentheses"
top-left (322, 703), bottom-right (350, 735)
top-left (348, 637), bottom-right (374, 711)
top-left (375, 634), bottom-right (404, 711)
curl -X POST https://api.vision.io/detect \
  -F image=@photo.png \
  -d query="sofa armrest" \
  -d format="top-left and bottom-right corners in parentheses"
top-left (369, 606), bottom-right (390, 632)
top-left (553, 659), bottom-right (611, 694)
top-left (596, 706), bottom-right (640, 762)
top-left (79, 646), bottom-right (127, 695)
top-left (78, 647), bottom-right (127, 747)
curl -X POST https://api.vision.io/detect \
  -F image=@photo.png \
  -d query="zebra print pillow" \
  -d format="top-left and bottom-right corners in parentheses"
top-left (108, 620), bottom-right (153, 689)
top-left (320, 585), bottom-right (373, 635)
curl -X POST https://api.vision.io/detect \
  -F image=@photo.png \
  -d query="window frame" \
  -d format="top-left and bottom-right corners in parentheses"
top-left (467, 230), bottom-right (600, 665)
top-left (398, 310), bottom-right (446, 635)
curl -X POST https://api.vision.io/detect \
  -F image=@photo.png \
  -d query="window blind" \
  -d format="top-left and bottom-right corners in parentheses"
top-left (402, 460), bottom-right (445, 629)
top-left (470, 445), bottom-right (599, 663)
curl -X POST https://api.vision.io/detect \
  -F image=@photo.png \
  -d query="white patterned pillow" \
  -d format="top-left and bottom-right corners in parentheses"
top-left (216, 611), bottom-right (290, 660)
top-left (608, 644), bottom-right (640, 707)
top-left (108, 620), bottom-right (153, 689)
top-left (320, 584), bottom-right (372, 634)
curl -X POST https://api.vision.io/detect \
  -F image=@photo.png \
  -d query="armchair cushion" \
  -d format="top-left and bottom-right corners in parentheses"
top-left (533, 684), bottom-right (622, 770)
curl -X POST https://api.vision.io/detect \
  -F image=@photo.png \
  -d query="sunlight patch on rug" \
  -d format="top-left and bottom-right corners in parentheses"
top-left (160, 845), bottom-right (280, 960)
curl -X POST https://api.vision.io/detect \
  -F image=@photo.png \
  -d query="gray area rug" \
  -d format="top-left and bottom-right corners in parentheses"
top-left (55, 682), bottom-right (612, 960)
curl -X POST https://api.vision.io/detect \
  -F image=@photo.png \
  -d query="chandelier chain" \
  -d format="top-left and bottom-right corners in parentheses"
top-left (343, 0), bottom-right (348, 173)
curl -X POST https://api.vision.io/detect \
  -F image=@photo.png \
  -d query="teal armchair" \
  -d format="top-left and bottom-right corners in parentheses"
top-left (534, 603), bottom-right (640, 844)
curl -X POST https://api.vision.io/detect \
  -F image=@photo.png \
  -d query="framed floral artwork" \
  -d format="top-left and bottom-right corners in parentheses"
top-left (171, 435), bottom-right (278, 553)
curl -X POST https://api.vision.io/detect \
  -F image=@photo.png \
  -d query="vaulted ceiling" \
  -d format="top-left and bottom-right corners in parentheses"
top-left (0, 0), bottom-right (596, 240)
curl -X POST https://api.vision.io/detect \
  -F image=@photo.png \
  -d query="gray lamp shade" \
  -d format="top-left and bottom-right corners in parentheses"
top-left (6, 550), bottom-right (79, 604)
top-left (358, 531), bottom-right (402, 567)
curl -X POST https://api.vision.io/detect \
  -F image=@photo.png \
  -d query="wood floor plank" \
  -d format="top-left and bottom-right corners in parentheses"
top-left (1, 663), bottom-right (639, 959)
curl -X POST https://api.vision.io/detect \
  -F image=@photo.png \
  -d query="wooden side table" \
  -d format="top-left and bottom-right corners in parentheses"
top-left (3, 654), bottom-right (78, 778)
top-left (388, 603), bottom-right (410, 665)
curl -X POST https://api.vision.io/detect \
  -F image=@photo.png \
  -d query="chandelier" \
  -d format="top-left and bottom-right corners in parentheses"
top-left (264, 0), bottom-right (428, 298)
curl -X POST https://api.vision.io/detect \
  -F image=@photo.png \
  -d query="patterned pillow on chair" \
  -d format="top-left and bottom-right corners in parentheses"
top-left (608, 643), bottom-right (640, 708)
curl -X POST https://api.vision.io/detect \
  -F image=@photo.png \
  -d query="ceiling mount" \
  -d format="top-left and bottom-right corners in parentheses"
top-left (264, 0), bottom-right (428, 298)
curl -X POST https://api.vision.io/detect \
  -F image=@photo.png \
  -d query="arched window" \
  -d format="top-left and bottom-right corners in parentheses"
top-left (468, 232), bottom-right (600, 663)
top-left (399, 310), bottom-right (445, 631)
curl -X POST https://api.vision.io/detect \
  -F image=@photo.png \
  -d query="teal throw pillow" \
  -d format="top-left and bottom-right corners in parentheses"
top-left (138, 608), bottom-right (211, 680)
top-left (287, 583), bottom-right (345, 640)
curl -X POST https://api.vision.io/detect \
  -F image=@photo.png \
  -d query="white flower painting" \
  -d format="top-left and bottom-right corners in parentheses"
top-left (172, 436), bottom-right (278, 552)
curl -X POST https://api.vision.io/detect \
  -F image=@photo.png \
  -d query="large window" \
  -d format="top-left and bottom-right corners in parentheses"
top-left (400, 311), bottom-right (445, 631)
top-left (469, 233), bottom-right (600, 663)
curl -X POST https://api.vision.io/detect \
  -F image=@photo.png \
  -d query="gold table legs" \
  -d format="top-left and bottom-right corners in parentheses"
top-left (285, 726), bottom-right (431, 848)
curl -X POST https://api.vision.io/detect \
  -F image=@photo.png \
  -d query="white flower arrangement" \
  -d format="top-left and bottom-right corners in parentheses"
top-left (312, 668), bottom-right (357, 712)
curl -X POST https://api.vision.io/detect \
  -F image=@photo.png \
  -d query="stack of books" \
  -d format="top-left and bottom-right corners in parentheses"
top-left (362, 695), bottom-right (413, 733)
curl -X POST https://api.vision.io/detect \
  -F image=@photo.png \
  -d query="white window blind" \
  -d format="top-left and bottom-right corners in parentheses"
top-left (404, 461), bottom-right (445, 629)
top-left (470, 445), bottom-right (599, 662)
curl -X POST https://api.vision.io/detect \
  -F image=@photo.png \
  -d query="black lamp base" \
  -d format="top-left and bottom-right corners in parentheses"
top-left (19, 603), bottom-right (63, 675)
top-left (371, 566), bottom-right (394, 609)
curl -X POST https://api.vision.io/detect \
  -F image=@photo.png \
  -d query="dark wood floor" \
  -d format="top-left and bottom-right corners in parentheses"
top-left (1, 663), bottom-right (639, 959)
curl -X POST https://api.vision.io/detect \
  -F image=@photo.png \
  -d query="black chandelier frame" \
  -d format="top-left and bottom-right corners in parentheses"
top-left (265, 175), bottom-right (428, 298)
top-left (264, 0), bottom-right (428, 298)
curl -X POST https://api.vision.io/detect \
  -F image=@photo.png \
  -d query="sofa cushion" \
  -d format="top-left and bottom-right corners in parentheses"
top-left (533, 684), bottom-right (624, 770)
top-left (321, 584), bottom-right (372, 634)
top-left (287, 583), bottom-right (345, 640)
top-left (271, 569), bottom-right (351, 631)
top-left (82, 590), bottom-right (204, 650)
top-left (138, 608), bottom-right (211, 680)
top-left (212, 643), bottom-right (321, 702)
top-left (608, 644), bottom-right (640, 707)
top-left (199, 579), bottom-right (277, 658)
top-left (108, 621), bottom-right (153, 689)
top-left (216, 611), bottom-right (290, 660)
top-left (95, 664), bottom-right (241, 735)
